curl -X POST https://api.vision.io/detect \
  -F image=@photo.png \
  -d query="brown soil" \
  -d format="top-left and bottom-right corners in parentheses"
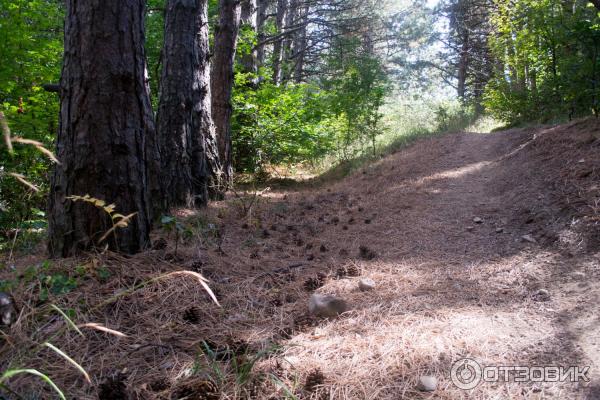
top-left (1, 118), bottom-right (600, 399)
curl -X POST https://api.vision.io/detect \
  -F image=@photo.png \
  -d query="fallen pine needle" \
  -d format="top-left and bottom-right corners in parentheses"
top-left (78, 323), bottom-right (127, 338)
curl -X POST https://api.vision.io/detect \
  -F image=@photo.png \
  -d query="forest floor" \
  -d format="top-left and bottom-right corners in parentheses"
top-left (2, 118), bottom-right (600, 399)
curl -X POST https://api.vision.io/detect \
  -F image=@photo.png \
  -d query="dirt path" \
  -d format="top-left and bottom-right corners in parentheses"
top-left (228, 127), bottom-right (600, 399)
top-left (4, 122), bottom-right (600, 400)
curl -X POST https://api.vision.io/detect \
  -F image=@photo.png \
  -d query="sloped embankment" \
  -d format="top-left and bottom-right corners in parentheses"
top-left (1, 118), bottom-right (599, 399)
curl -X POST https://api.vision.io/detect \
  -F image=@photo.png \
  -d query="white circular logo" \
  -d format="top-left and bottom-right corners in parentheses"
top-left (451, 358), bottom-right (482, 390)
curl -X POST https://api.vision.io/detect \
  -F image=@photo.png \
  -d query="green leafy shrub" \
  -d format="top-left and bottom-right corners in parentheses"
top-left (232, 79), bottom-right (337, 172)
top-left (484, 0), bottom-right (600, 124)
top-left (0, 0), bottom-right (63, 244)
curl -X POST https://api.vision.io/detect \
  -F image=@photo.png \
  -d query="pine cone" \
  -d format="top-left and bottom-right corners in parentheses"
top-left (294, 314), bottom-right (317, 330)
top-left (182, 307), bottom-right (201, 324)
top-left (335, 266), bottom-right (348, 279)
top-left (358, 245), bottom-right (376, 260)
top-left (304, 368), bottom-right (326, 393)
top-left (303, 272), bottom-right (326, 291)
top-left (345, 264), bottom-right (360, 277)
top-left (171, 379), bottom-right (219, 400)
top-left (98, 373), bottom-right (128, 400)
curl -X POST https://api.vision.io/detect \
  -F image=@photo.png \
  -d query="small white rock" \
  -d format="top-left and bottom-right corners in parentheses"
top-left (473, 217), bottom-right (483, 224)
top-left (417, 375), bottom-right (437, 392)
top-left (309, 294), bottom-right (348, 318)
top-left (521, 234), bottom-right (537, 243)
top-left (358, 278), bottom-right (376, 291)
top-left (0, 292), bottom-right (16, 326)
top-left (495, 227), bottom-right (504, 233)
top-left (466, 226), bottom-right (474, 232)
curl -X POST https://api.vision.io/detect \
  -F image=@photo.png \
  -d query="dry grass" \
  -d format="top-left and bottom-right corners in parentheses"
top-left (1, 118), bottom-right (600, 399)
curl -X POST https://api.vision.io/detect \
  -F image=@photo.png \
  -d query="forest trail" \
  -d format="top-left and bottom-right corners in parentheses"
top-left (4, 119), bottom-right (600, 399)
top-left (198, 118), bottom-right (600, 399)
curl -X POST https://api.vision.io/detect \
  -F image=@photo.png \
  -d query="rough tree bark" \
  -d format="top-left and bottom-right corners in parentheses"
top-left (211, 0), bottom-right (242, 187)
top-left (240, 0), bottom-right (258, 78)
top-left (292, 4), bottom-right (309, 83)
top-left (256, 0), bottom-right (270, 69)
top-left (157, 0), bottom-right (223, 208)
top-left (48, 0), bottom-right (157, 257)
top-left (281, 0), bottom-right (297, 82)
top-left (194, 0), bottom-right (224, 201)
top-left (272, 0), bottom-right (288, 85)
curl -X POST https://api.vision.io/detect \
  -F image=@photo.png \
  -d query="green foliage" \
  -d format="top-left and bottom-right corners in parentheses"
top-left (232, 79), bottom-right (337, 171)
top-left (197, 340), bottom-right (282, 388)
top-left (39, 273), bottom-right (78, 301)
top-left (160, 214), bottom-right (185, 250)
top-left (0, 0), bottom-right (63, 243)
top-left (484, 0), bottom-right (600, 123)
top-left (322, 36), bottom-right (389, 158)
top-left (0, 0), bottom-right (64, 230)
top-left (145, 0), bottom-right (165, 108)
top-left (231, 35), bottom-right (389, 173)
top-left (96, 266), bottom-right (112, 282)
top-left (0, 259), bottom-right (82, 302)
top-left (314, 97), bottom-right (483, 182)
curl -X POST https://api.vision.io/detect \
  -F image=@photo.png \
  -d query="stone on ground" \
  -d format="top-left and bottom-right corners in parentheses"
top-left (0, 292), bottom-right (16, 326)
top-left (309, 294), bottom-right (348, 318)
top-left (358, 278), bottom-right (376, 291)
top-left (417, 375), bottom-right (437, 392)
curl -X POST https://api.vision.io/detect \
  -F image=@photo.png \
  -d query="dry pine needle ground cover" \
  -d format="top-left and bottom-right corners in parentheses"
top-left (1, 118), bottom-right (600, 399)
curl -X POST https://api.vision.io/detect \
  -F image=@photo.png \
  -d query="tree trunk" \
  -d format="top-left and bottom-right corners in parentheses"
top-left (456, 31), bottom-right (469, 100)
top-left (211, 0), bottom-right (242, 187)
top-left (240, 0), bottom-right (258, 78)
top-left (507, 37), bottom-right (518, 91)
top-left (281, 0), bottom-right (297, 82)
top-left (48, 0), bottom-right (157, 257)
top-left (256, 0), bottom-right (270, 69)
top-left (194, 0), bottom-right (224, 202)
top-left (292, 4), bottom-right (309, 83)
top-left (272, 0), bottom-right (288, 85)
top-left (157, 0), bottom-right (223, 208)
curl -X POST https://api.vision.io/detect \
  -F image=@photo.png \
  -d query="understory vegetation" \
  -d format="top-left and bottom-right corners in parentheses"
top-left (2, 0), bottom-right (600, 250)
top-left (1, 0), bottom-right (600, 398)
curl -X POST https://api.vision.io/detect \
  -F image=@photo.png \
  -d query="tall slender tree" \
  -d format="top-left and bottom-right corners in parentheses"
top-left (256, 0), bottom-right (271, 69)
top-left (48, 0), bottom-right (158, 256)
top-left (444, 0), bottom-right (494, 104)
top-left (240, 0), bottom-right (259, 78)
top-left (272, 0), bottom-right (288, 85)
top-left (212, 0), bottom-right (242, 187)
top-left (156, 0), bottom-right (223, 208)
top-left (292, 3), bottom-right (309, 82)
